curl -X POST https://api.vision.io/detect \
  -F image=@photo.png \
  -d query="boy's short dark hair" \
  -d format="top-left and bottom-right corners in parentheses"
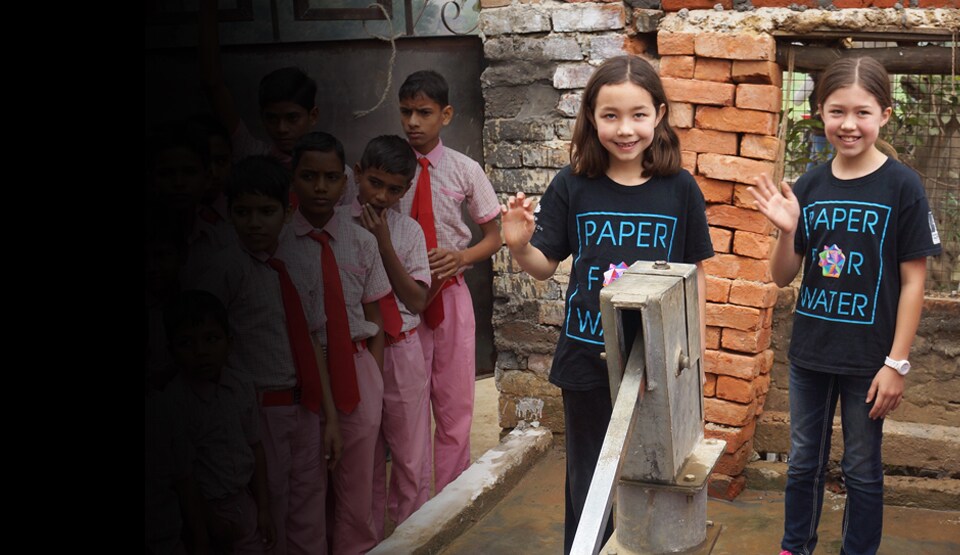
top-left (225, 156), bottom-right (291, 207)
top-left (359, 135), bottom-right (418, 182)
top-left (164, 290), bottom-right (230, 342)
top-left (398, 70), bottom-right (449, 107)
top-left (292, 132), bottom-right (346, 172)
top-left (259, 67), bottom-right (317, 112)
top-left (147, 119), bottom-right (211, 173)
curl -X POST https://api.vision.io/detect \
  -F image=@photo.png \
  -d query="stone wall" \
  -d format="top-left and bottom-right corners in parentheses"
top-left (480, 1), bottom-right (960, 499)
top-left (481, 0), bottom-right (645, 436)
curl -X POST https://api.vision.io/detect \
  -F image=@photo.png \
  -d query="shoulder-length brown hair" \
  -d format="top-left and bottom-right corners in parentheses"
top-left (569, 55), bottom-right (681, 179)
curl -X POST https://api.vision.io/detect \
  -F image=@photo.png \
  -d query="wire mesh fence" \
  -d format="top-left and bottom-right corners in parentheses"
top-left (780, 39), bottom-right (959, 294)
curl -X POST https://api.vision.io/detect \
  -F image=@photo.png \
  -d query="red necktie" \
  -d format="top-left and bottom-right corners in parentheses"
top-left (307, 229), bottom-right (360, 414)
top-left (266, 257), bottom-right (323, 414)
top-left (378, 294), bottom-right (403, 339)
top-left (410, 157), bottom-right (444, 329)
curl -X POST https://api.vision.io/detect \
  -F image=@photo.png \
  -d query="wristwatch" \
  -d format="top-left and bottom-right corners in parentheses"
top-left (884, 356), bottom-right (911, 376)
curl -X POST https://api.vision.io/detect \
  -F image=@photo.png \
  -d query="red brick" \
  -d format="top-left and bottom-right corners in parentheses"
top-left (732, 231), bottom-right (774, 260)
top-left (705, 371), bottom-right (718, 396)
top-left (706, 350), bottom-right (767, 379)
top-left (740, 134), bottom-right (780, 161)
top-left (681, 150), bottom-right (697, 174)
top-left (696, 106), bottom-right (778, 135)
top-left (736, 83), bottom-right (781, 113)
top-left (709, 227), bottom-right (733, 254)
top-left (699, 153), bottom-right (776, 186)
top-left (695, 33), bottom-right (776, 61)
top-left (733, 184), bottom-right (762, 211)
top-left (705, 397), bottom-right (757, 426)
top-left (657, 32), bottom-right (696, 56)
top-left (729, 278), bottom-right (779, 308)
top-left (918, 0), bottom-right (960, 6)
top-left (662, 78), bottom-right (735, 107)
top-left (761, 349), bottom-right (774, 374)
top-left (708, 473), bottom-right (746, 500)
top-left (660, 55), bottom-right (695, 79)
top-left (696, 175), bottom-right (734, 204)
top-left (479, 0), bottom-right (510, 7)
top-left (705, 303), bottom-right (762, 332)
top-left (751, 0), bottom-right (816, 6)
top-left (705, 418), bottom-right (757, 454)
top-left (663, 0), bottom-right (732, 9)
top-left (704, 253), bottom-right (771, 282)
top-left (706, 275), bottom-right (732, 302)
top-left (624, 35), bottom-right (651, 56)
top-left (717, 375), bottom-right (758, 403)
top-left (676, 128), bottom-right (738, 155)
top-left (715, 438), bottom-right (754, 475)
top-left (706, 204), bottom-right (773, 234)
top-left (694, 58), bottom-right (733, 83)
top-left (669, 102), bottom-right (694, 129)
top-left (721, 326), bottom-right (772, 353)
top-left (756, 372), bottom-right (771, 395)
top-left (732, 61), bottom-right (782, 87)
top-left (758, 307), bottom-right (774, 330)
top-left (756, 393), bottom-right (767, 416)
top-left (705, 328), bottom-right (721, 351)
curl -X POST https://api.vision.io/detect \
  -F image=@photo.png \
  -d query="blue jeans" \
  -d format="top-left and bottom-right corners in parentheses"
top-left (782, 365), bottom-right (885, 555)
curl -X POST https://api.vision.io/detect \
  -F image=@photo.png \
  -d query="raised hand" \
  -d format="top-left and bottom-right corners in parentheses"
top-left (501, 191), bottom-right (537, 251)
top-left (748, 174), bottom-right (800, 234)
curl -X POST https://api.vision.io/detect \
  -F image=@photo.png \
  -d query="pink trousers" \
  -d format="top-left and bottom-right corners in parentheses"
top-left (259, 404), bottom-right (327, 555)
top-left (330, 346), bottom-right (384, 555)
top-left (371, 331), bottom-right (430, 539)
top-left (418, 276), bottom-right (476, 494)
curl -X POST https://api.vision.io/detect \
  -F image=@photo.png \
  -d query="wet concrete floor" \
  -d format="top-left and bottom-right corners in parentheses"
top-left (438, 378), bottom-right (960, 554)
top-left (442, 447), bottom-right (960, 555)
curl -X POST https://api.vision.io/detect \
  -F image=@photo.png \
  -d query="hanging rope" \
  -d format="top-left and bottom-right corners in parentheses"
top-left (353, 2), bottom-right (400, 119)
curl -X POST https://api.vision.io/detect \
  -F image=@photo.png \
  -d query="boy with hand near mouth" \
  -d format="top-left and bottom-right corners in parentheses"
top-left (351, 135), bottom-right (432, 536)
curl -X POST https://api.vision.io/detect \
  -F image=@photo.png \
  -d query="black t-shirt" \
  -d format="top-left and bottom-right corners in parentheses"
top-left (531, 166), bottom-right (714, 390)
top-left (790, 158), bottom-right (942, 375)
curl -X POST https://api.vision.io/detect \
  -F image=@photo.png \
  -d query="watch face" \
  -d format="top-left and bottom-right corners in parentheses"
top-left (898, 361), bottom-right (911, 375)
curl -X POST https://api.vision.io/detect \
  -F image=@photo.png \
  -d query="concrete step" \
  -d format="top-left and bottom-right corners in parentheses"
top-left (753, 410), bottom-right (960, 475)
top-left (370, 426), bottom-right (552, 555)
top-left (743, 460), bottom-right (960, 511)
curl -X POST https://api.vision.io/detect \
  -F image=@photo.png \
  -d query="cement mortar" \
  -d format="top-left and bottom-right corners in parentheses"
top-left (659, 8), bottom-right (960, 34)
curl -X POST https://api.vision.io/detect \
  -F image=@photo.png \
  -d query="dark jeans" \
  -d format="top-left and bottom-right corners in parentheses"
top-left (782, 365), bottom-right (885, 555)
top-left (562, 386), bottom-right (614, 555)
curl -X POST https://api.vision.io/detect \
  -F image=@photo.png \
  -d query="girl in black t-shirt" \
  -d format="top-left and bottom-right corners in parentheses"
top-left (501, 55), bottom-right (714, 554)
top-left (749, 57), bottom-right (940, 555)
